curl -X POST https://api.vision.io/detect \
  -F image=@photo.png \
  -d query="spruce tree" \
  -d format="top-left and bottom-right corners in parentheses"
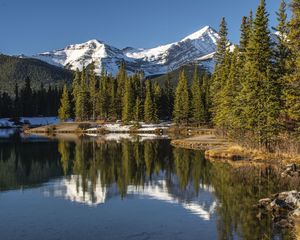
top-left (75, 67), bottom-right (90, 121)
top-left (20, 77), bottom-right (33, 116)
top-left (212, 50), bottom-right (232, 129)
top-left (58, 85), bottom-right (71, 122)
top-left (211, 17), bottom-right (229, 124)
top-left (214, 17), bottom-right (229, 66)
top-left (134, 97), bottom-right (143, 122)
top-left (89, 62), bottom-right (98, 121)
top-left (202, 73), bottom-right (211, 123)
top-left (173, 69), bottom-right (190, 124)
top-left (273, 0), bottom-right (290, 114)
top-left (240, 16), bottom-right (251, 55)
top-left (153, 83), bottom-right (162, 120)
top-left (144, 80), bottom-right (156, 123)
top-left (220, 49), bottom-right (241, 132)
top-left (163, 73), bottom-right (174, 119)
top-left (122, 76), bottom-right (134, 123)
top-left (284, 0), bottom-right (300, 130)
top-left (191, 65), bottom-right (205, 124)
top-left (239, 0), bottom-right (280, 146)
top-left (14, 83), bottom-right (20, 118)
top-left (116, 62), bottom-right (127, 119)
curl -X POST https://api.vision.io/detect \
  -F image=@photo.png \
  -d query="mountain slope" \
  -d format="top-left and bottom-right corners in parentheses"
top-left (0, 54), bottom-right (73, 95)
top-left (33, 26), bottom-right (219, 76)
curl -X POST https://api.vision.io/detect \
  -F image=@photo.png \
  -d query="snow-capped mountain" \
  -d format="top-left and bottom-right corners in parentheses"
top-left (33, 26), bottom-right (219, 76)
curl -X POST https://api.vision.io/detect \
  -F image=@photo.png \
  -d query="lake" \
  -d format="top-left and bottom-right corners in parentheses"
top-left (0, 131), bottom-right (297, 240)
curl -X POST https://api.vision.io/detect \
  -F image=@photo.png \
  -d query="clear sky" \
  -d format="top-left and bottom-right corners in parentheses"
top-left (0, 0), bottom-right (286, 55)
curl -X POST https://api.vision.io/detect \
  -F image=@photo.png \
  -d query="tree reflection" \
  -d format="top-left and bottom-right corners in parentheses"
top-left (0, 137), bottom-right (298, 239)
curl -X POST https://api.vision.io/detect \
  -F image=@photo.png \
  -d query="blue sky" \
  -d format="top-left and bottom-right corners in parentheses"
top-left (0, 0), bottom-right (285, 55)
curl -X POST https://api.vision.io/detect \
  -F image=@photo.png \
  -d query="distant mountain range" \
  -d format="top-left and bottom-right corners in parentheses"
top-left (0, 26), bottom-right (222, 95)
top-left (32, 26), bottom-right (220, 76)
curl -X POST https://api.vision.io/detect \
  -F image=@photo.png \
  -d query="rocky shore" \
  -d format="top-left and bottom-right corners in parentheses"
top-left (257, 190), bottom-right (300, 228)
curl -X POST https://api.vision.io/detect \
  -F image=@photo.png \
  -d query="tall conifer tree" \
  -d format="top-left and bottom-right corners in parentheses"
top-left (239, 0), bottom-right (280, 146)
top-left (58, 85), bottom-right (71, 122)
top-left (284, 0), bottom-right (300, 130)
top-left (191, 65), bottom-right (205, 124)
top-left (173, 69), bottom-right (190, 124)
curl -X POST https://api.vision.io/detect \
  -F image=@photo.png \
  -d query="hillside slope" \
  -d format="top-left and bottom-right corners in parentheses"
top-left (0, 54), bottom-right (73, 95)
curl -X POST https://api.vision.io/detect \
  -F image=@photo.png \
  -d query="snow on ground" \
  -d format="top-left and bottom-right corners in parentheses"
top-left (138, 122), bottom-right (172, 132)
top-left (103, 123), bottom-right (133, 132)
top-left (86, 122), bottom-right (173, 133)
top-left (20, 117), bottom-right (59, 126)
top-left (0, 117), bottom-right (59, 128)
top-left (0, 118), bottom-right (15, 128)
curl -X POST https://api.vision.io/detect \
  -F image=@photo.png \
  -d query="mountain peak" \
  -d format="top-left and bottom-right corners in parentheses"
top-left (181, 26), bottom-right (217, 42)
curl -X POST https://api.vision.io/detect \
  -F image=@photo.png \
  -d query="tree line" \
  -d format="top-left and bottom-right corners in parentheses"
top-left (211, 0), bottom-right (300, 149)
top-left (0, 77), bottom-right (61, 118)
top-left (58, 62), bottom-right (212, 124)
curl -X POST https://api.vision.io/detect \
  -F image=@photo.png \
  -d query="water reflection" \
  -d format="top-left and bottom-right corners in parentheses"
top-left (0, 136), bottom-right (298, 239)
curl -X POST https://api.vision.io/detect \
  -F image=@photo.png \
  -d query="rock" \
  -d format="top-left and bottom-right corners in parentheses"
top-left (256, 212), bottom-right (262, 220)
top-left (271, 199), bottom-right (288, 209)
top-left (292, 208), bottom-right (300, 218)
top-left (275, 219), bottom-right (293, 228)
top-left (259, 198), bottom-right (271, 207)
top-left (286, 191), bottom-right (300, 208)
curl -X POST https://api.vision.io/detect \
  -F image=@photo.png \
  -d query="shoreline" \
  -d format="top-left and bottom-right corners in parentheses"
top-left (171, 134), bottom-right (300, 166)
top-left (23, 121), bottom-right (300, 165)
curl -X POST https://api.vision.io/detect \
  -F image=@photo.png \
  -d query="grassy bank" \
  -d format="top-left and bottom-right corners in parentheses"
top-left (171, 133), bottom-right (300, 166)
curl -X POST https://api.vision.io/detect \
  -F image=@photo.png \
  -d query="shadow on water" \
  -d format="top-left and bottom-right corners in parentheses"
top-left (0, 132), bottom-right (299, 239)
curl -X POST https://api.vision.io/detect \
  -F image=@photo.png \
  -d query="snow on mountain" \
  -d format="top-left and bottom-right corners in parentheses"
top-left (33, 26), bottom-right (220, 76)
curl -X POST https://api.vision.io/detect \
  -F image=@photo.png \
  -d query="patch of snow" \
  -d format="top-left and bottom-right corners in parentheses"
top-left (0, 118), bottom-right (15, 128)
top-left (103, 123), bottom-right (133, 132)
top-left (20, 117), bottom-right (59, 126)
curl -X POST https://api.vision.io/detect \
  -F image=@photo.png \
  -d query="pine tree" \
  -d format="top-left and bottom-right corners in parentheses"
top-left (238, 0), bottom-right (280, 146)
top-left (240, 16), bottom-right (252, 55)
top-left (122, 76), bottom-right (134, 123)
top-left (191, 65), bottom-right (205, 124)
top-left (214, 17), bottom-right (229, 66)
top-left (173, 69), bottom-right (190, 124)
top-left (284, 0), bottom-right (300, 130)
top-left (153, 83), bottom-right (162, 119)
top-left (211, 18), bottom-right (230, 123)
top-left (248, 10), bottom-right (253, 31)
top-left (75, 67), bottom-right (90, 121)
top-left (71, 69), bottom-right (81, 118)
top-left (89, 62), bottom-right (98, 121)
top-left (109, 77), bottom-right (118, 119)
top-left (58, 85), bottom-right (71, 122)
top-left (116, 62), bottom-right (127, 119)
top-left (14, 83), bottom-right (20, 118)
top-left (212, 50), bottom-right (232, 129)
top-left (134, 97), bottom-right (143, 122)
top-left (20, 77), bottom-right (33, 116)
top-left (202, 73), bottom-right (211, 123)
top-left (220, 49), bottom-right (241, 131)
top-left (144, 80), bottom-right (157, 123)
top-left (272, 0), bottom-right (291, 120)
top-left (163, 73), bottom-right (174, 119)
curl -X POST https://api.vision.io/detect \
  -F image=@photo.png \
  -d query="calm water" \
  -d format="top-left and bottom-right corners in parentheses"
top-left (0, 131), bottom-right (298, 240)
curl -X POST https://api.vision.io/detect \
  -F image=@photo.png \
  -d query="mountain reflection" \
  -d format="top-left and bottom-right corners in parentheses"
top-left (47, 138), bottom-right (216, 222)
top-left (0, 136), bottom-right (298, 239)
